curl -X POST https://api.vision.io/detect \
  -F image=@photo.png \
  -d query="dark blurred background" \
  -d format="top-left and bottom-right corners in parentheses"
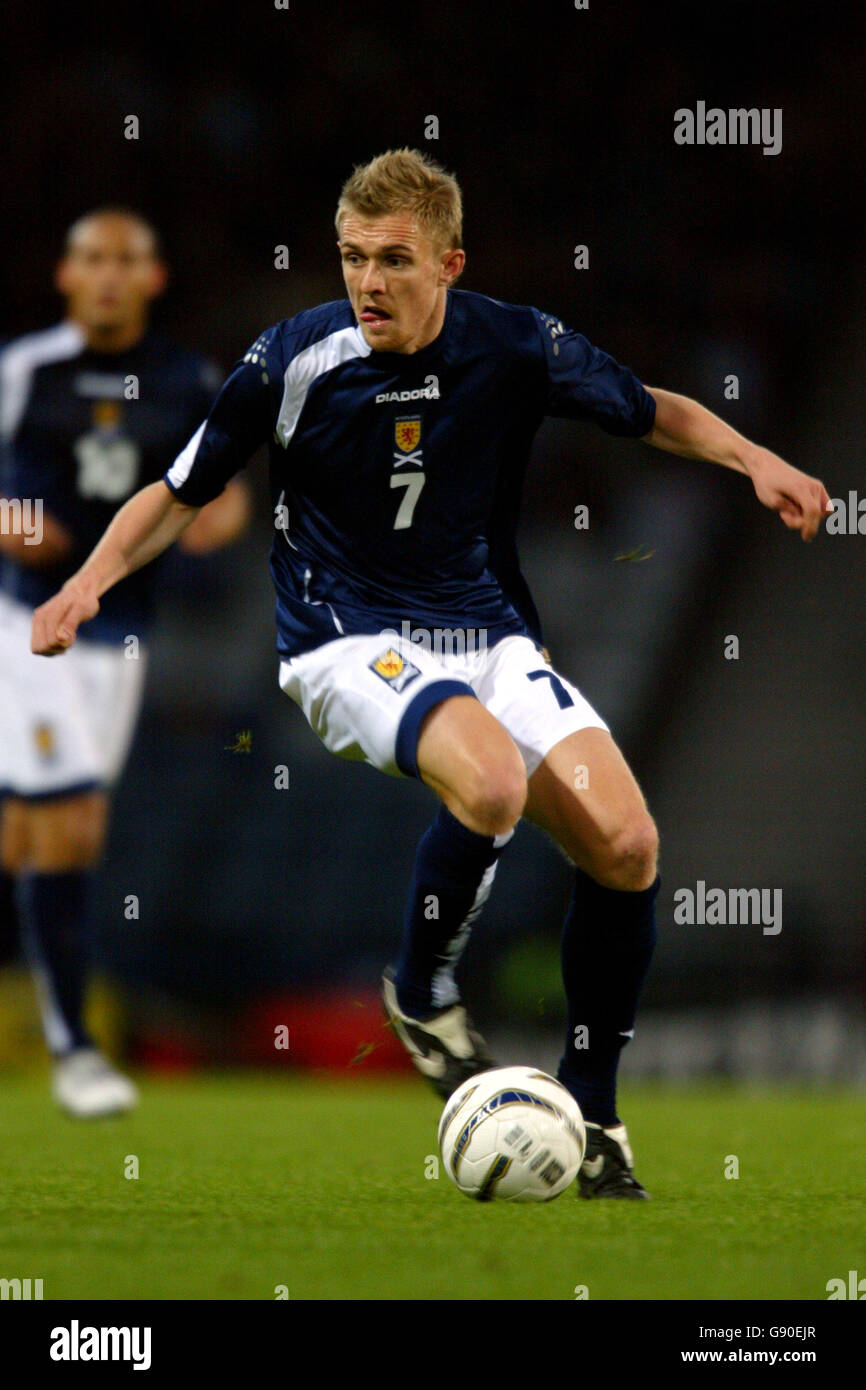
top-left (1, 1), bottom-right (864, 1079)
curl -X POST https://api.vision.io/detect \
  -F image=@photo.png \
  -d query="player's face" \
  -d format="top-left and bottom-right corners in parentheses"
top-left (338, 213), bottom-right (464, 354)
top-left (55, 217), bottom-right (166, 336)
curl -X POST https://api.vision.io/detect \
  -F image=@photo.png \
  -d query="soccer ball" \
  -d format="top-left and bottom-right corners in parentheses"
top-left (438, 1065), bottom-right (586, 1202)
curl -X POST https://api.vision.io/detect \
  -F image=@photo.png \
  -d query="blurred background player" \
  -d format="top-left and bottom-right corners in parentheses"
top-left (0, 209), bottom-right (249, 1116)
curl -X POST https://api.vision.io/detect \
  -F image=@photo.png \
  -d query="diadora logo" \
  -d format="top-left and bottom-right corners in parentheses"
top-left (375, 374), bottom-right (440, 404)
top-left (393, 415), bottom-right (423, 470)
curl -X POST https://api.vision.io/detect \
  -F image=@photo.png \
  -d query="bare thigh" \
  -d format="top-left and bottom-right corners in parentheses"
top-left (524, 728), bottom-right (658, 890)
top-left (0, 791), bottom-right (109, 874)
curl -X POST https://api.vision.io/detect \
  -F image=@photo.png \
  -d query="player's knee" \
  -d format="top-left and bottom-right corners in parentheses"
top-left (594, 815), bottom-right (659, 891)
top-left (461, 756), bottom-right (527, 835)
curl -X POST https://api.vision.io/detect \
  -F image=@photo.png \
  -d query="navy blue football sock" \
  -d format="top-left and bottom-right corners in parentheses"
top-left (394, 804), bottom-right (513, 1019)
top-left (557, 867), bottom-right (659, 1127)
top-left (15, 871), bottom-right (94, 1056)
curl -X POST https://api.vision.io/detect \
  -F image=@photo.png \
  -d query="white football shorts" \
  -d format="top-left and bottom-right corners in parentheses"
top-left (278, 630), bottom-right (609, 780)
top-left (0, 592), bottom-right (146, 800)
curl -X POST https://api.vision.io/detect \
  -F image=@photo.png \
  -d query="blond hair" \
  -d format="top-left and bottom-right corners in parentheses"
top-left (335, 148), bottom-right (463, 250)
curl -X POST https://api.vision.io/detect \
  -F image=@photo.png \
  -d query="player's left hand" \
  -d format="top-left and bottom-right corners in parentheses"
top-left (747, 448), bottom-right (832, 541)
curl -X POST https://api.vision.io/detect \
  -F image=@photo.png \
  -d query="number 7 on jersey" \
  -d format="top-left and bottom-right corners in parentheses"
top-left (390, 471), bottom-right (426, 530)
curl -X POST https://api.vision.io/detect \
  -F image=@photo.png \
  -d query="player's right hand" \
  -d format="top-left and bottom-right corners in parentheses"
top-left (31, 583), bottom-right (100, 655)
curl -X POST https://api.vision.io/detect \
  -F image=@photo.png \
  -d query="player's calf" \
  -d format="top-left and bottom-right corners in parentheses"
top-left (10, 793), bottom-right (111, 1069)
top-left (393, 699), bottom-right (524, 1025)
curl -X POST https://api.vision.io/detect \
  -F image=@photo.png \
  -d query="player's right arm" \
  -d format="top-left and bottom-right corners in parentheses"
top-left (31, 323), bottom-right (283, 656)
top-left (31, 481), bottom-right (200, 654)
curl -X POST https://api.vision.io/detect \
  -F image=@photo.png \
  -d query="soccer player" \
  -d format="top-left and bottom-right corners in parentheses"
top-left (30, 155), bottom-right (829, 1192)
top-left (1, 209), bottom-right (249, 1117)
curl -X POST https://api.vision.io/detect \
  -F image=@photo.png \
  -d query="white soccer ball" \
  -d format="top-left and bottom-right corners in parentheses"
top-left (438, 1065), bottom-right (586, 1202)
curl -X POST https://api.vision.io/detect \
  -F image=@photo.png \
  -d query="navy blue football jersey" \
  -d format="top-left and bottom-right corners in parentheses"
top-left (0, 322), bottom-right (221, 641)
top-left (164, 289), bottom-right (655, 659)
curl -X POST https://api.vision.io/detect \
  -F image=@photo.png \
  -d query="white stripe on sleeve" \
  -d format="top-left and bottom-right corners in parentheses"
top-left (275, 325), bottom-right (370, 449)
top-left (165, 419), bottom-right (207, 491)
top-left (0, 322), bottom-right (84, 442)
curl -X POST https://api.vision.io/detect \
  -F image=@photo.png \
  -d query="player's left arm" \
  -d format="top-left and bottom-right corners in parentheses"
top-left (176, 477), bottom-right (251, 554)
top-left (641, 386), bottom-right (831, 542)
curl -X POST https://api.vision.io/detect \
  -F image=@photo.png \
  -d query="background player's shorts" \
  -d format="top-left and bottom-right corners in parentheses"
top-left (0, 593), bottom-right (146, 800)
top-left (278, 631), bottom-right (609, 780)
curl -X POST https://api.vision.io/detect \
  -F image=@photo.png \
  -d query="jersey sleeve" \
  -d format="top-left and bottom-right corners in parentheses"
top-left (531, 308), bottom-right (656, 437)
top-left (164, 327), bottom-right (282, 506)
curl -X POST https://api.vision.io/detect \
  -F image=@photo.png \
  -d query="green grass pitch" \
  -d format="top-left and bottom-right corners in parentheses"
top-left (0, 1072), bottom-right (861, 1300)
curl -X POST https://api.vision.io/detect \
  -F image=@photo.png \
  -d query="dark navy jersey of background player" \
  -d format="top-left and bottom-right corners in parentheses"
top-left (164, 288), bottom-right (655, 660)
top-left (0, 321), bottom-right (221, 641)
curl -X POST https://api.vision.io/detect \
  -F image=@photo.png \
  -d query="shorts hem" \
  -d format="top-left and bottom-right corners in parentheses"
top-left (394, 679), bottom-right (477, 778)
top-left (4, 778), bottom-right (103, 804)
